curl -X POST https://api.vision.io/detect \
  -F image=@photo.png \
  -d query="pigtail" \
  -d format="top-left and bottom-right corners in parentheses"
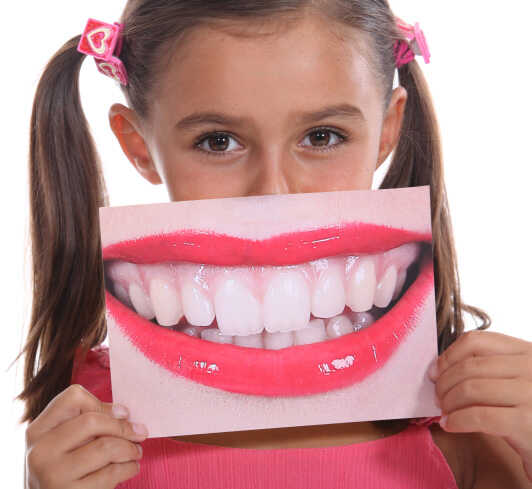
top-left (14, 36), bottom-right (109, 423)
top-left (380, 60), bottom-right (491, 354)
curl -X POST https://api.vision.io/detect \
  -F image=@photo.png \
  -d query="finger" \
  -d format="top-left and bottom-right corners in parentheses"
top-left (441, 405), bottom-right (520, 438)
top-left (436, 330), bottom-right (531, 379)
top-left (441, 378), bottom-right (532, 414)
top-left (77, 460), bottom-right (141, 489)
top-left (436, 354), bottom-right (532, 400)
top-left (37, 411), bottom-right (148, 456)
top-left (66, 436), bottom-right (143, 481)
top-left (26, 384), bottom-right (129, 446)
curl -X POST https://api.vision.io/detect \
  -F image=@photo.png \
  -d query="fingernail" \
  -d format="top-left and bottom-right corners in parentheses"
top-left (112, 404), bottom-right (129, 419)
top-left (439, 415), bottom-right (447, 428)
top-left (428, 359), bottom-right (438, 381)
top-left (132, 422), bottom-right (149, 437)
top-left (136, 443), bottom-right (143, 457)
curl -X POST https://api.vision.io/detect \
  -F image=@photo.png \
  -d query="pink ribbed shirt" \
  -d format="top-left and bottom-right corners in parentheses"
top-left (70, 345), bottom-right (458, 489)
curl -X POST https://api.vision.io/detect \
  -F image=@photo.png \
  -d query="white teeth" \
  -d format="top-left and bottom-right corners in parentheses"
top-left (392, 268), bottom-right (407, 300)
top-left (294, 319), bottom-right (328, 345)
top-left (200, 328), bottom-right (233, 344)
top-left (128, 283), bottom-right (155, 320)
top-left (181, 282), bottom-right (215, 326)
top-left (326, 315), bottom-right (354, 338)
top-left (149, 278), bottom-right (183, 327)
top-left (350, 311), bottom-right (375, 332)
top-left (214, 276), bottom-right (262, 335)
top-left (113, 282), bottom-right (133, 308)
top-left (311, 260), bottom-right (346, 318)
top-left (263, 270), bottom-right (311, 333)
top-left (107, 261), bottom-right (140, 309)
top-left (107, 241), bottom-right (424, 348)
top-left (107, 260), bottom-right (142, 283)
top-left (374, 265), bottom-right (397, 308)
top-left (263, 331), bottom-right (294, 350)
top-left (346, 256), bottom-right (377, 312)
top-left (234, 333), bottom-right (264, 349)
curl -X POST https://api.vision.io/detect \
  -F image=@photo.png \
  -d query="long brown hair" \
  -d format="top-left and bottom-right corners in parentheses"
top-left (14, 0), bottom-right (490, 425)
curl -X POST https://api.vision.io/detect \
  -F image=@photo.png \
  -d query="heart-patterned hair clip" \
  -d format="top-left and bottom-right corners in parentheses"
top-left (394, 16), bottom-right (431, 68)
top-left (77, 18), bottom-right (128, 86)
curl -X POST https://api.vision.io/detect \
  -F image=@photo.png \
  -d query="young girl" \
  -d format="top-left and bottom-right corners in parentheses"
top-left (16, 1), bottom-right (532, 488)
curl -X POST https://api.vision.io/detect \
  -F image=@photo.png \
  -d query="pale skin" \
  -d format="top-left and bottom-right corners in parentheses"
top-left (24, 10), bottom-right (532, 489)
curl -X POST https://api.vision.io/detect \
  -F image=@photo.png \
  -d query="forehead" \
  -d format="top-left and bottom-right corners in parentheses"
top-left (151, 13), bottom-right (380, 122)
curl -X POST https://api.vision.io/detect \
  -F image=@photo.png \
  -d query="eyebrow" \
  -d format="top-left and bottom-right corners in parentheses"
top-left (175, 103), bottom-right (366, 130)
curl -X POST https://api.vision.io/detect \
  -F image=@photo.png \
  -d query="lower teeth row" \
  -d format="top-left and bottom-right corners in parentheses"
top-left (154, 305), bottom-right (390, 350)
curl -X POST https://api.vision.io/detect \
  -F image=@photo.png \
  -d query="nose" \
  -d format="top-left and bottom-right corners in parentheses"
top-left (245, 154), bottom-right (294, 197)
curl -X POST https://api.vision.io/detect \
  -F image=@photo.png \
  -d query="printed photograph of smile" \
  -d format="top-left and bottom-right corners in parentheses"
top-left (102, 193), bottom-right (434, 398)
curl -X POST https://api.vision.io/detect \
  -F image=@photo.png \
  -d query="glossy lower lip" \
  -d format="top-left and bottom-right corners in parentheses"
top-left (103, 223), bottom-right (434, 397)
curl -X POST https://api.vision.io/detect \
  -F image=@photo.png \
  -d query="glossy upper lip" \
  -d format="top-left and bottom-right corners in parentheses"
top-left (101, 221), bottom-right (432, 266)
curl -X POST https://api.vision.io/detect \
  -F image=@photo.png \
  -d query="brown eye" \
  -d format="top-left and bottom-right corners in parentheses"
top-left (207, 134), bottom-right (229, 151)
top-left (301, 128), bottom-right (346, 151)
top-left (195, 133), bottom-right (241, 154)
top-left (309, 129), bottom-right (331, 146)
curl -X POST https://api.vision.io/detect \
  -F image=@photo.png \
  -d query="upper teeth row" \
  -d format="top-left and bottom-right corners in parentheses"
top-left (105, 242), bottom-right (422, 336)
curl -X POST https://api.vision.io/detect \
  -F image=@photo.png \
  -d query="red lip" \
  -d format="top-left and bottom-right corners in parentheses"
top-left (103, 222), bottom-right (434, 396)
top-left (102, 222), bottom-right (431, 266)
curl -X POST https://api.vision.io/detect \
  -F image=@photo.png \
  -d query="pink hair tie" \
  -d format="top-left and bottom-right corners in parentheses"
top-left (394, 16), bottom-right (431, 68)
top-left (77, 18), bottom-right (128, 86)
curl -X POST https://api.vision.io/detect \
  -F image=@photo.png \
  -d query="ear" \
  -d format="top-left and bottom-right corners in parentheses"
top-left (376, 86), bottom-right (408, 169)
top-left (108, 103), bottom-right (163, 185)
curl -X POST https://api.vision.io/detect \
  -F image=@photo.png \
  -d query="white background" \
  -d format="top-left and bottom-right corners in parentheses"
top-left (3, 1), bottom-right (531, 486)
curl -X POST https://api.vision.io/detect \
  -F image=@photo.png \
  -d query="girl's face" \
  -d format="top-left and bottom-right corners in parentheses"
top-left (103, 15), bottom-right (434, 431)
top-left (109, 13), bottom-right (407, 200)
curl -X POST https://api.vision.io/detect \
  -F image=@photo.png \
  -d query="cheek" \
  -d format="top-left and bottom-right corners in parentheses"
top-left (165, 164), bottom-right (252, 202)
top-left (291, 163), bottom-right (374, 193)
top-left (153, 136), bottom-right (253, 201)
top-left (289, 143), bottom-right (378, 193)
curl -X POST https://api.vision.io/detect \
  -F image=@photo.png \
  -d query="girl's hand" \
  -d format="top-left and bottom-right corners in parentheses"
top-left (429, 330), bottom-right (532, 482)
top-left (25, 384), bottom-right (148, 489)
